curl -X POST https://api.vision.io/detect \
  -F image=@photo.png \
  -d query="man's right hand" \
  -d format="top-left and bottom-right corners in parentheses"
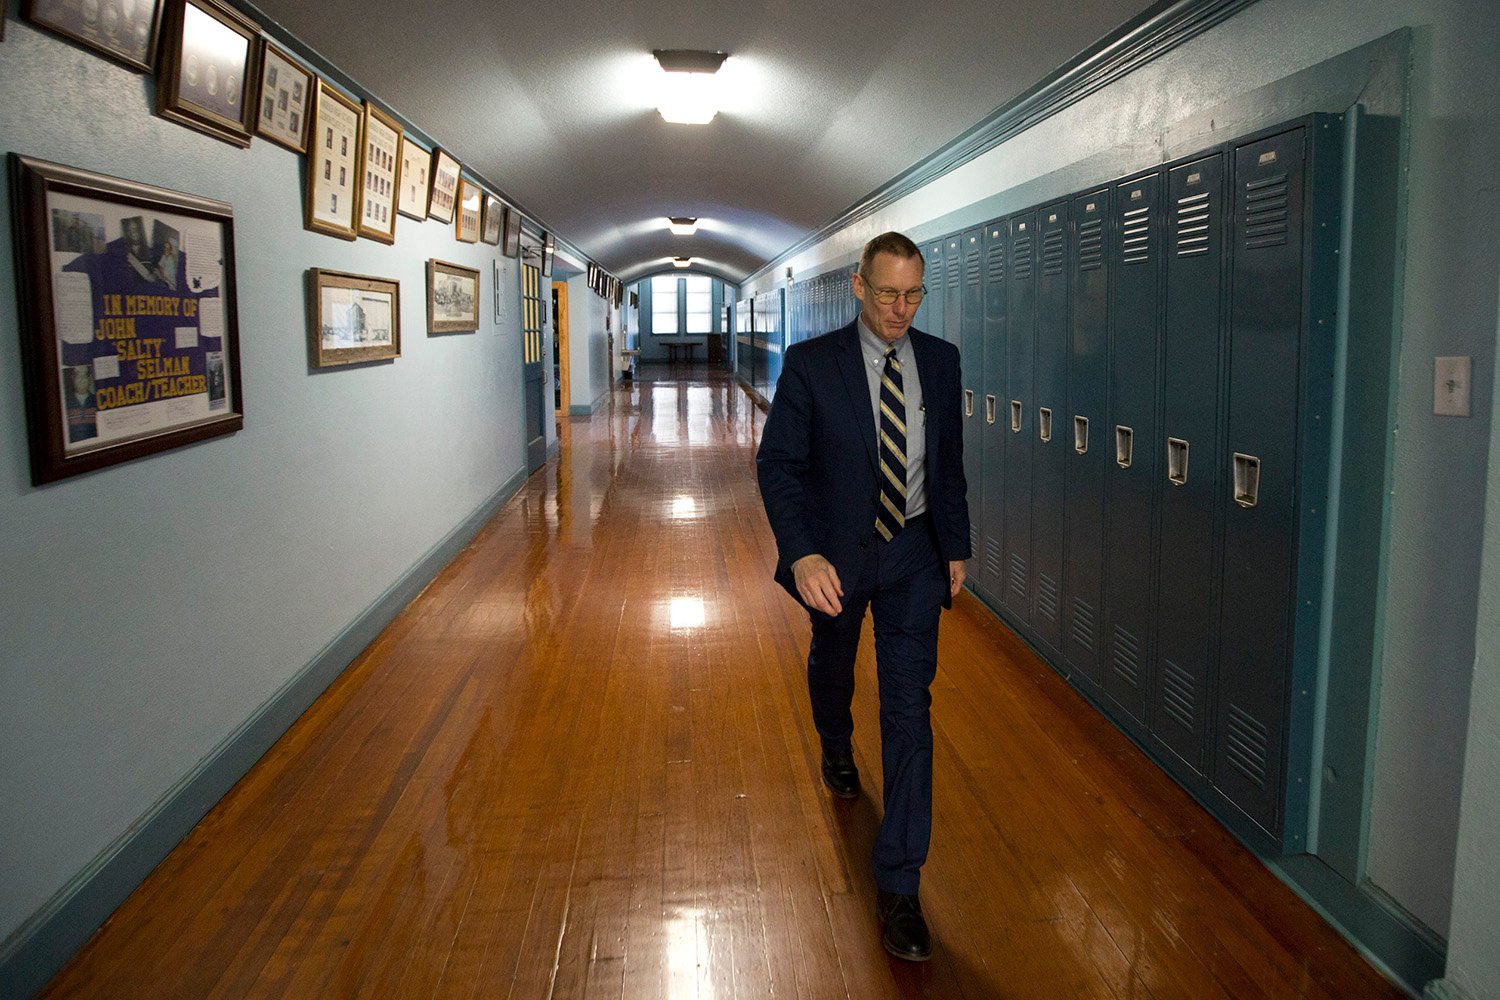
top-left (792, 554), bottom-right (843, 616)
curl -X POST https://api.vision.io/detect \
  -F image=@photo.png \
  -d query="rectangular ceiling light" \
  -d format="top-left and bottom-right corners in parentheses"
top-left (654, 50), bottom-right (726, 125)
top-left (668, 216), bottom-right (698, 236)
top-left (673, 256), bottom-right (692, 268)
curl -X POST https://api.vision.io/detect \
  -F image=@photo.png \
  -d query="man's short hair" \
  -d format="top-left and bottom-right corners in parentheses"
top-left (858, 232), bottom-right (923, 278)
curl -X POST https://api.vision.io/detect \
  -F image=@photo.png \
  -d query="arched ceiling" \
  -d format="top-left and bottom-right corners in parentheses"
top-left (246, 0), bottom-right (1154, 285)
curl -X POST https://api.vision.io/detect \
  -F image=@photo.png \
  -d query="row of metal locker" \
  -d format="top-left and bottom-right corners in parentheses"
top-left (757, 114), bottom-right (1345, 852)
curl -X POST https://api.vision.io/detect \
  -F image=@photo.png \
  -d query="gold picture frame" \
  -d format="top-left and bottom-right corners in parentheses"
top-left (396, 135), bottom-right (431, 221)
top-left (356, 102), bottom-right (402, 244)
top-left (304, 80), bottom-right (362, 240)
top-left (253, 39), bottom-right (313, 153)
top-left (427, 148), bottom-right (460, 224)
top-left (454, 178), bottom-right (481, 244)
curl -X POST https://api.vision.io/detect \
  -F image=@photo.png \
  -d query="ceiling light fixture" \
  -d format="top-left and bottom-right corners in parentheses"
top-left (673, 256), bottom-right (692, 268)
top-left (653, 49), bottom-right (727, 125)
top-left (667, 216), bottom-right (699, 236)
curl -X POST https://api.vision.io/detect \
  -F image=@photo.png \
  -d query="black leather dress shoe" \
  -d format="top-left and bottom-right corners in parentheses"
top-left (877, 890), bottom-right (932, 961)
top-left (820, 747), bottom-right (860, 799)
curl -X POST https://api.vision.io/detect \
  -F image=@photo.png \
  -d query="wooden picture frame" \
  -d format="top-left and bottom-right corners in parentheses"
top-left (480, 194), bottom-right (503, 246)
top-left (356, 102), bottom-right (402, 243)
top-left (304, 80), bottom-right (362, 240)
top-left (427, 148), bottom-right (460, 224)
top-left (454, 178), bottom-right (481, 244)
top-left (154, 0), bottom-right (259, 147)
top-left (10, 154), bottom-right (244, 485)
top-left (396, 135), bottom-right (431, 221)
top-left (253, 39), bottom-right (313, 153)
top-left (306, 268), bottom-right (400, 367)
top-left (501, 205), bottom-right (523, 258)
top-left (24, 0), bottom-right (165, 72)
top-left (426, 259), bottom-right (480, 334)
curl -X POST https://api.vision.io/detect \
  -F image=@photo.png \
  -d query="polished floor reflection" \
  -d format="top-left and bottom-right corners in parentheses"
top-left (42, 364), bottom-right (1403, 999)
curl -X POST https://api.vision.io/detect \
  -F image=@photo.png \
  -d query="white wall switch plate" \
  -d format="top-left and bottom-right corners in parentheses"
top-left (1434, 356), bottom-right (1472, 417)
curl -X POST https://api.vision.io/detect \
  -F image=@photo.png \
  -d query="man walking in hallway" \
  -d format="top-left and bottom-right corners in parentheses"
top-left (756, 231), bottom-right (971, 961)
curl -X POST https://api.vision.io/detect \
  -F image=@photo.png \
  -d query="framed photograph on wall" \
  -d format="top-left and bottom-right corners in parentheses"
top-left (480, 194), bottom-right (503, 246)
top-left (304, 80), bottom-right (362, 240)
top-left (501, 205), bottom-right (523, 258)
top-left (396, 135), bottom-right (431, 221)
top-left (24, 0), bottom-right (165, 72)
top-left (426, 259), bottom-right (480, 334)
top-left (306, 269), bottom-right (400, 367)
top-left (454, 178), bottom-right (481, 244)
top-left (154, 0), bottom-right (259, 147)
top-left (10, 154), bottom-right (244, 485)
top-left (253, 39), bottom-right (313, 153)
top-left (427, 148), bottom-right (460, 224)
top-left (356, 102), bottom-right (402, 244)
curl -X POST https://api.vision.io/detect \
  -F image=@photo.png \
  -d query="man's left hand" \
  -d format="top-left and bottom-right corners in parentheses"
top-left (948, 560), bottom-right (966, 597)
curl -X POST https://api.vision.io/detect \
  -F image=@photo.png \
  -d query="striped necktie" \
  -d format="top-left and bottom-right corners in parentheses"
top-left (876, 347), bottom-right (908, 541)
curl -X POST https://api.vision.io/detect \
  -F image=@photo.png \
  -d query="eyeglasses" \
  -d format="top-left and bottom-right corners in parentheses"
top-left (863, 284), bottom-right (926, 305)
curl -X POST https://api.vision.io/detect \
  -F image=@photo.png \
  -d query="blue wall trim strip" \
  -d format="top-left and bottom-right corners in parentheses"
top-left (0, 470), bottom-right (526, 1000)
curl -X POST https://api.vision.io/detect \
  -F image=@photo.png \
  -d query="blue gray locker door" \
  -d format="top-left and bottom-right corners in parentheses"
top-left (923, 240), bottom-right (945, 340)
top-left (1031, 203), bottom-right (1069, 654)
top-left (959, 228), bottom-right (985, 583)
top-left (1003, 212), bottom-right (1036, 623)
top-left (1152, 153), bottom-right (1226, 775)
top-left (1062, 190), bottom-right (1110, 686)
top-left (1213, 125), bottom-right (1308, 839)
top-left (1103, 172), bottom-right (1164, 728)
top-left (979, 220), bottom-right (1008, 604)
top-left (944, 235), bottom-right (963, 345)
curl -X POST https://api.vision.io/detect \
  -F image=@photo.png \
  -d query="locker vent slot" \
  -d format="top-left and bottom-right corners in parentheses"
top-left (1115, 426), bottom-right (1134, 468)
top-left (1121, 205), bottom-right (1151, 265)
top-left (1011, 238), bottom-right (1033, 279)
top-left (1010, 400), bottom-right (1023, 433)
top-left (1074, 416), bottom-right (1089, 454)
top-left (1070, 599), bottom-right (1096, 652)
top-left (970, 526), bottom-right (979, 558)
top-left (1078, 218), bottom-right (1104, 271)
top-left (966, 253), bottom-right (982, 286)
top-left (946, 252), bottom-right (961, 288)
top-left (1008, 554), bottom-right (1028, 600)
top-left (1225, 704), bottom-right (1269, 788)
top-left (1039, 407), bottom-right (1053, 443)
top-left (1175, 191), bottom-right (1211, 257)
top-left (1042, 229), bottom-right (1065, 275)
top-left (1037, 574), bottom-right (1059, 624)
top-left (964, 389), bottom-right (974, 418)
top-left (1162, 659), bottom-right (1195, 731)
top-left (1243, 173), bottom-right (1290, 249)
top-left (1111, 626), bottom-right (1140, 688)
top-left (1168, 437), bottom-right (1189, 486)
top-left (985, 539), bottom-right (1004, 580)
top-left (986, 246), bottom-right (1006, 283)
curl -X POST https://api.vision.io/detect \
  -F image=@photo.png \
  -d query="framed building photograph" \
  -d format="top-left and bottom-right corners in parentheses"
top-left (24, 0), bottom-right (165, 72)
top-left (426, 259), bottom-right (480, 334)
top-left (253, 39), bottom-right (313, 153)
top-left (501, 205), bottom-right (522, 258)
top-left (154, 0), bottom-right (259, 147)
top-left (427, 148), bottom-right (460, 224)
top-left (454, 178), bottom-right (481, 244)
top-left (356, 102), bottom-right (402, 244)
top-left (304, 80), bottom-right (362, 240)
top-left (396, 135), bottom-right (431, 221)
top-left (481, 194), bottom-right (503, 246)
top-left (10, 154), bottom-right (244, 485)
top-left (306, 269), bottom-right (400, 367)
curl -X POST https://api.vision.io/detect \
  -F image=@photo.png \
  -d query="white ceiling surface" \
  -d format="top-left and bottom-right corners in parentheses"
top-left (250, 0), bottom-right (1153, 285)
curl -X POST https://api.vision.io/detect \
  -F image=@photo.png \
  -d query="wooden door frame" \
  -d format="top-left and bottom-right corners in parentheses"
top-left (553, 281), bottom-right (570, 415)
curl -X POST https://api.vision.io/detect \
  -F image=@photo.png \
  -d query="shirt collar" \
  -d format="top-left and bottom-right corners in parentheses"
top-left (857, 316), bottom-right (907, 363)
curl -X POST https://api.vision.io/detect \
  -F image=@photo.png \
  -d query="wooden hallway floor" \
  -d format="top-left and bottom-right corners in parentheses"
top-left (41, 368), bottom-right (1405, 999)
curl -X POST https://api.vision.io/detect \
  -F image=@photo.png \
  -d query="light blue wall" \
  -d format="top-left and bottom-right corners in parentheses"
top-left (0, 15), bottom-right (528, 958)
top-left (565, 273), bottom-right (611, 414)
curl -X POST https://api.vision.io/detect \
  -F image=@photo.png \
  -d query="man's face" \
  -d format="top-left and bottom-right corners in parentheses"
top-left (854, 251), bottom-right (924, 343)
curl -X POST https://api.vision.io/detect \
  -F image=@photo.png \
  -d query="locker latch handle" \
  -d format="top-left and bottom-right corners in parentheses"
top-left (1168, 437), bottom-right (1189, 486)
top-left (985, 395), bottom-right (997, 425)
top-left (964, 389), bottom-right (974, 418)
top-left (1115, 426), bottom-right (1133, 468)
top-left (1233, 453), bottom-right (1260, 507)
top-left (1010, 400), bottom-right (1022, 433)
top-left (1039, 407), bottom-right (1053, 443)
top-left (1074, 416), bottom-right (1088, 455)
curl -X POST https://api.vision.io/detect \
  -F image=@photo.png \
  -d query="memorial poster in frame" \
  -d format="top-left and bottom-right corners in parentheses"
top-left (501, 204), bottom-right (523, 258)
top-left (480, 194), bottom-right (503, 246)
top-left (24, 0), bottom-right (164, 72)
top-left (253, 39), bottom-right (313, 153)
top-left (304, 80), bottom-right (362, 240)
top-left (10, 154), bottom-right (244, 484)
top-left (306, 269), bottom-right (400, 367)
top-left (396, 135), bottom-right (431, 221)
top-left (154, 0), bottom-right (259, 147)
top-left (427, 148), bottom-right (460, 224)
top-left (454, 178), bottom-right (481, 244)
top-left (426, 259), bottom-right (480, 334)
top-left (356, 102), bottom-right (402, 244)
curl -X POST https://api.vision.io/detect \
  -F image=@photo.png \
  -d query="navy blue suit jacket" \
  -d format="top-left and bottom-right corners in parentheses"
top-left (756, 321), bottom-right (971, 608)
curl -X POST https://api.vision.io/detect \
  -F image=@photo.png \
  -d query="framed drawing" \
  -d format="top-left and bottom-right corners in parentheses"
top-left (396, 135), bottom-right (430, 221)
top-left (154, 0), bottom-right (259, 147)
top-left (10, 154), bottom-right (244, 485)
top-left (426, 259), bottom-right (480, 334)
top-left (501, 205), bottom-right (522, 258)
top-left (427, 148), bottom-right (460, 224)
top-left (454, 178), bottom-right (481, 243)
top-left (540, 233), bottom-right (554, 277)
top-left (480, 194), bottom-right (503, 246)
top-left (357, 102), bottom-right (402, 243)
top-left (24, 0), bottom-right (164, 72)
top-left (253, 39), bottom-right (313, 153)
top-left (304, 80), bottom-right (362, 240)
top-left (306, 269), bottom-right (400, 367)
